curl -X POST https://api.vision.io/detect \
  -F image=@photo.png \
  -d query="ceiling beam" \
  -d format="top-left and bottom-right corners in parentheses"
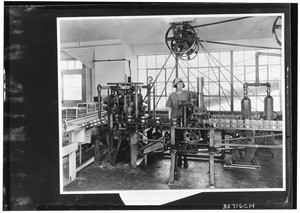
top-left (60, 39), bottom-right (122, 49)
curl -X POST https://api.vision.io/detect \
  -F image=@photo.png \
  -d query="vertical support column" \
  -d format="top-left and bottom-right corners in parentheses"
top-left (147, 83), bottom-right (151, 114)
top-left (79, 143), bottom-right (82, 164)
top-left (69, 151), bottom-right (76, 182)
top-left (230, 51), bottom-right (234, 112)
top-left (97, 85), bottom-right (102, 119)
top-left (175, 54), bottom-right (179, 78)
top-left (209, 128), bottom-right (215, 188)
top-left (169, 126), bottom-right (177, 184)
top-left (94, 137), bottom-right (100, 166)
top-left (135, 84), bottom-right (139, 118)
top-left (153, 85), bottom-right (156, 118)
top-left (130, 133), bottom-right (139, 168)
top-left (183, 104), bottom-right (187, 127)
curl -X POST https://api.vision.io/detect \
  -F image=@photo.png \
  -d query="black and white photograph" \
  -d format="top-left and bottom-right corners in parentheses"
top-left (3, 2), bottom-right (297, 210)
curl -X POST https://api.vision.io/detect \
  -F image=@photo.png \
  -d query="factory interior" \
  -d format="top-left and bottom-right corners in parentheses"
top-left (59, 15), bottom-right (284, 192)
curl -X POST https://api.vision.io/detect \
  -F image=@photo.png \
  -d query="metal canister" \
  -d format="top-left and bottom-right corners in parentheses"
top-left (244, 119), bottom-right (251, 128)
top-left (231, 119), bottom-right (237, 128)
top-left (241, 96), bottom-right (251, 120)
top-left (264, 95), bottom-right (274, 120)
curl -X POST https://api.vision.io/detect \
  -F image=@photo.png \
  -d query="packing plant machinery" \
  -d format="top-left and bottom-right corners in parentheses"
top-left (95, 74), bottom-right (283, 187)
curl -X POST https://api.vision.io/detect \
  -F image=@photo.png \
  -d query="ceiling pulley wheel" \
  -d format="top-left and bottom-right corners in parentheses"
top-left (165, 22), bottom-right (199, 60)
top-left (272, 16), bottom-right (282, 47)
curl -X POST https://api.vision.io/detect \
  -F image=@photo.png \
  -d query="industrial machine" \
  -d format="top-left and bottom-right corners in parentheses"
top-left (95, 78), bottom-right (172, 168)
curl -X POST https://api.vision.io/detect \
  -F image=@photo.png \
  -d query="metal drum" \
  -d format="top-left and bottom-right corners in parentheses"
top-left (241, 96), bottom-right (251, 120)
top-left (264, 95), bottom-right (274, 120)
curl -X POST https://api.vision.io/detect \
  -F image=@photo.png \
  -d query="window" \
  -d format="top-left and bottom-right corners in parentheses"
top-left (60, 60), bottom-right (82, 70)
top-left (60, 59), bottom-right (85, 107)
top-left (63, 74), bottom-right (82, 100)
top-left (136, 49), bottom-right (282, 112)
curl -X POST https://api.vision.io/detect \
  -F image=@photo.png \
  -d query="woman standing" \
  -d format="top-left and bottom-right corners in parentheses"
top-left (166, 78), bottom-right (197, 168)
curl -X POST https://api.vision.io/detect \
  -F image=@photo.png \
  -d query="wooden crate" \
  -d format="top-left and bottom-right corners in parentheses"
top-left (64, 107), bottom-right (77, 120)
top-left (77, 102), bottom-right (97, 114)
top-left (77, 107), bottom-right (87, 118)
top-left (62, 108), bottom-right (67, 119)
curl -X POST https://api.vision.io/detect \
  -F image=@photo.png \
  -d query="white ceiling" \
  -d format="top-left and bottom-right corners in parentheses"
top-left (59, 15), bottom-right (282, 49)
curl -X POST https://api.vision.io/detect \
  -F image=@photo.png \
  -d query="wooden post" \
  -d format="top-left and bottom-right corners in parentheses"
top-left (94, 137), bottom-right (100, 166)
top-left (130, 133), bottom-right (139, 168)
top-left (209, 129), bottom-right (215, 188)
top-left (69, 151), bottom-right (76, 182)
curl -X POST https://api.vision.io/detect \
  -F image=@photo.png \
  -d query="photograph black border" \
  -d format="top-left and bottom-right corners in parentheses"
top-left (3, 2), bottom-right (297, 210)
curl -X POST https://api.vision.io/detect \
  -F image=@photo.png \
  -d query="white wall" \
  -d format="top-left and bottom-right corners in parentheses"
top-left (94, 45), bottom-right (125, 97)
top-left (124, 44), bottom-right (137, 82)
top-left (93, 44), bottom-right (138, 97)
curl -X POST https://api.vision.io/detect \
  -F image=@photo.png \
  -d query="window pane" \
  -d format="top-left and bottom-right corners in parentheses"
top-left (234, 97), bottom-right (242, 111)
top-left (199, 53), bottom-right (209, 67)
top-left (245, 51), bottom-right (255, 65)
top-left (259, 55), bottom-right (268, 65)
top-left (198, 68), bottom-right (209, 79)
top-left (147, 55), bottom-right (156, 68)
top-left (273, 96), bottom-right (281, 111)
top-left (147, 69), bottom-right (157, 80)
top-left (210, 52), bottom-right (219, 61)
top-left (233, 81), bottom-right (244, 97)
top-left (256, 96), bottom-right (264, 111)
top-left (257, 86), bottom-right (266, 96)
top-left (67, 60), bottom-right (75, 69)
top-left (269, 65), bottom-right (281, 80)
top-left (188, 69), bottom-right (198, 82)
top-left (178, 67), bottom-right (188, 80)
top-left (204, 97), bottom-right (210, 108)
top-left (63, 74), bottom-right (82, 100)
top-left (233, 66), bottom-right (244, 81)
top-left (208, 67), bottom-right (219, 81)
top-left (156, 69), bottom-right (166, 82)
top-left (259, 65), bottom-right (268, 81)
top-left (219, 66), bottom-right (231, 81)
top-left (61, 61), bottom-right (67, 70)
top-left (188, 55), bottom-right (199, 67)
top-left (209, 82), bottom-right (219, 96)
top-left (219, 52), bottom-right (230, 66)
top-left (269, 80), bottom-right (280, 95)
top-left (220, 98), bottom-right (230, 111)
top-left (245, 66), bottom-right (256, 82)
top-left (166, 83), bottom-right (173, 96)
top-left (249, 96), bottom-right (257, 112)
top-left (269, 55), bottom-right (281, 65)
top-left (166, 68), bottom-right (175, 83)
top-left (138, 69), bottom-right (147, 83)
top-left (189, 82), bottom-right (197, 92)
top-left (157, 55), bottom-right (166, 68)
top-left (166, 54), bottom-right (175, 68)
top-left (233, 51), bottom-right (244, 66)
top-left (75, 61), bottom-right (82, 69)
top-left (138, 56), bottom-right (147, 68)
top-left (156, 83), bottom-right (166, 97)
top-left (209, 98), bottom-right (219, 111)
top-left (220, 82), bottom-right (231, 96)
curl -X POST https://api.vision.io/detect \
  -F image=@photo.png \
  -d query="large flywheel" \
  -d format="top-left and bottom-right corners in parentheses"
top-left (165, 22), bottom-right (200, 60)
